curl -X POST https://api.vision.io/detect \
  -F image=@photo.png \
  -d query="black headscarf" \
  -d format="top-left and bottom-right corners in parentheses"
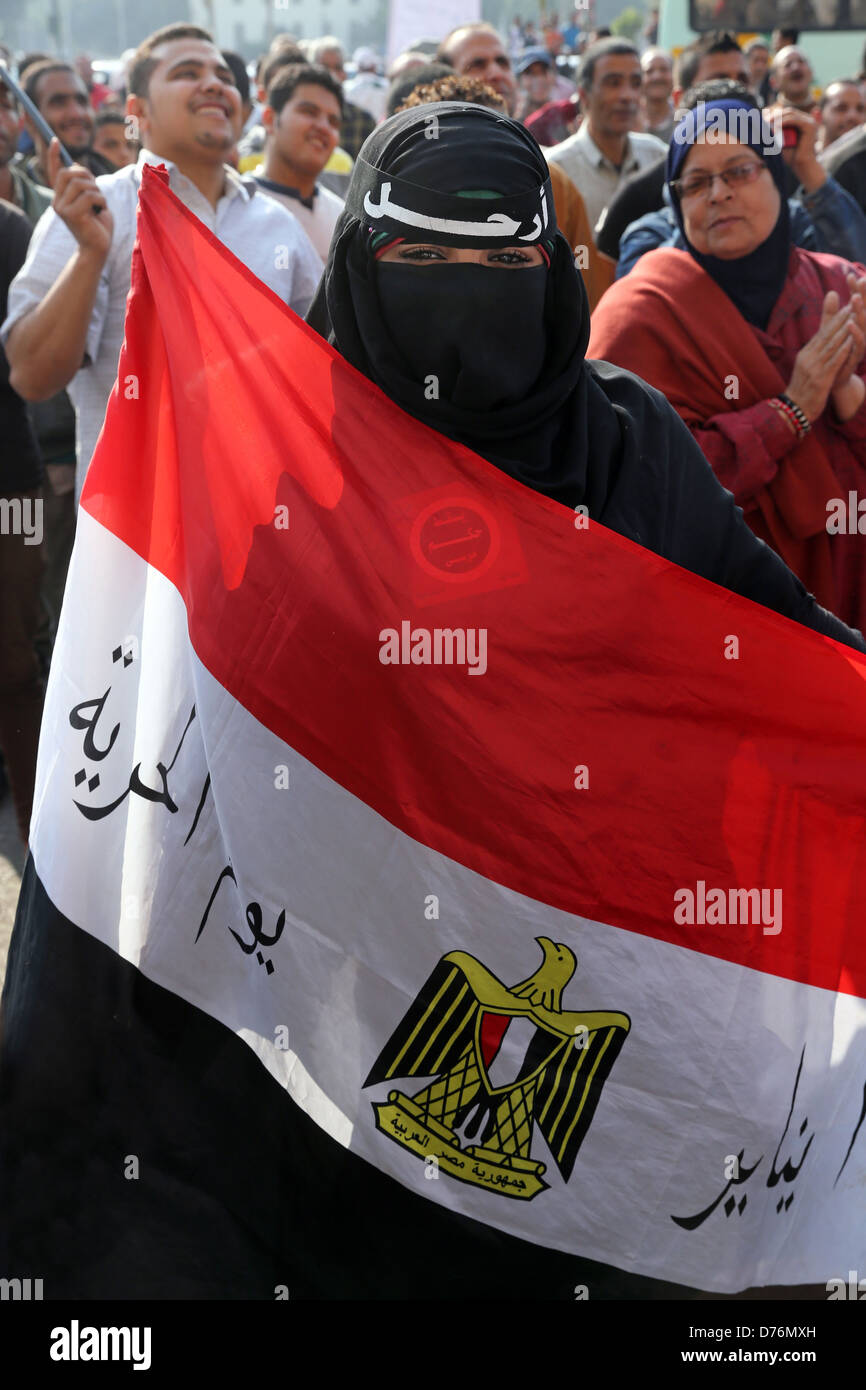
top-left (666, 98), bottom-right (791, 331)
top-left (306, 102), bottom-right (628, 510)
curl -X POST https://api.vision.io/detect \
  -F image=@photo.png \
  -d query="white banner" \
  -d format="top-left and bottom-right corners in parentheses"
top-left (386, 0), bottom-right (482, 65)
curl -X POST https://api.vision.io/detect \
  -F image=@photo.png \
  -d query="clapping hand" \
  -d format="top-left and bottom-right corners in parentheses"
top-left (826, 271), bottom-right (866, 421)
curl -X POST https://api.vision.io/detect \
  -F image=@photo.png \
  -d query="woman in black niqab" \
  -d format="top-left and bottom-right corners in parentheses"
top-left (306, 100), bottom-right (624, 514)
top-left (306, 102), bottom-right (861, 649)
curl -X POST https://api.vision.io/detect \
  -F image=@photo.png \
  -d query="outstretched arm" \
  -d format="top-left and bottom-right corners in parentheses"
top-left (4, 140), bottom-right (113, 401)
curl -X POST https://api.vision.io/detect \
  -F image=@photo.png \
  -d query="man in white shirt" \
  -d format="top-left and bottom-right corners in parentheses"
top-left (343, 48), bottom-right (388, 124)
top-left (3, 23), bottom-right (323, 502)
top-left (547, 37), bottom-right (667, 239)
top-left (253, 63), bottom-right (345, 264)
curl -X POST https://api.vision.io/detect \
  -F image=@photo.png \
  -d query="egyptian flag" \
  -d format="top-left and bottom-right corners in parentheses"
top-left (2, 165), bottom-right (866, 1301)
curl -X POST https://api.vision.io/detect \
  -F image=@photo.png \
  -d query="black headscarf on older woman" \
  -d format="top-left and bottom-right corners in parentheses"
top-left (307, 102), bottom-right (641, 512)
top-left (666, 97), bottom-right (791, 331)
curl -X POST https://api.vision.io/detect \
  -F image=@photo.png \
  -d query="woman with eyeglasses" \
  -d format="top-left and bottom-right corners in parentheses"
top-left (589, 92), bottom-right (866, 633)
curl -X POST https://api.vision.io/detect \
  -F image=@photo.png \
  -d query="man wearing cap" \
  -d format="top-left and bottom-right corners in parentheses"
top-left (516, 47), bottom-right (579, 148)
top-left (515, 48), bottom-right (557, 123)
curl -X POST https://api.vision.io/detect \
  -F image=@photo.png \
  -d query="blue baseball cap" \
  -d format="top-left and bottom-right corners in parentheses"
top-left (516, 47), bottom-right (554, 76)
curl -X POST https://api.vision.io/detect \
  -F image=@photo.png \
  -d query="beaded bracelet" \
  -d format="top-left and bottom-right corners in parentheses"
top-left (770, 394), bottom-right (812, 438)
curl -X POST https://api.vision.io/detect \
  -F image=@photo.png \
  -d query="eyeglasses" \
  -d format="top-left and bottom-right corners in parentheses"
top-left (671, 161), bottom-right (768, 202)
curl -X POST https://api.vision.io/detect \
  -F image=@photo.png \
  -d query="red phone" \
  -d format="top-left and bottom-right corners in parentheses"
top-left (783, 126), bottom-right (801, 148)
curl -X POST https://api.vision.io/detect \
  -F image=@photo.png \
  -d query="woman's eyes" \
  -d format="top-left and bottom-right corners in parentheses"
top-left (396, 248), bottom-right (533, 265)
top-left (398, 248), bottom-right (446, 261)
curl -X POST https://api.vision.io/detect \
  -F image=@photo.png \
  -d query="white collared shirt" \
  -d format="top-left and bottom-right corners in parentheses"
top-left (2, 149), bottom-right (323, 500)
top-left (547, 122), bottom-right (667, 242)
top-left (252, 173), bottom-right (344, 264)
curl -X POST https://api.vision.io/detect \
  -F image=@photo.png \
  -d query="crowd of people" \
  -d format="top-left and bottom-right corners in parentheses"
top-left (3, 18), bottom-right (866, 856)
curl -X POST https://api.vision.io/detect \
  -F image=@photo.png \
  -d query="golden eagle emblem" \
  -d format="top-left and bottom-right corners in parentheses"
top-left (365, 937), bottom-right (630, 1200)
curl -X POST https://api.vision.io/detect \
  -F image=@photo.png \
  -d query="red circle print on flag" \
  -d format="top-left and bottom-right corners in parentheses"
top-left (400, 484), bottom-right (528, 609)
top-left (411, 497), bottom-right (500, 583)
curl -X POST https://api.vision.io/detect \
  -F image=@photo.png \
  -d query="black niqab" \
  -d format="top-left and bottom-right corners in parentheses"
top-left (306, 102), bottom-right (626, 511)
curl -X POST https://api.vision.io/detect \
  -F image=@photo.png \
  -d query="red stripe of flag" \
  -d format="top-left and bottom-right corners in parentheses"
top-left (83, 166), bottom-right (866, 998)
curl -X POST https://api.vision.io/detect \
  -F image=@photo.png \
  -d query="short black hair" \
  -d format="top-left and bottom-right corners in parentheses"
top-left (681, 78), bottom-right (756, 112)
top-left (23, 60), bottom-right (78, 108)
top-left (266, 63), bottom-right (343, 117)
top-left (128, 23), bottom-right (214, 99)
top-left (257, 37), bottom-right (303, 84)
top-left (776, 28), bottom-right (800, 46)
top-left (258, 43), bottom-right (305, 94)
top-left (578, 37), bottom-right (639, 89)
top-left (387, 62), bottom-right (453, 116)
top-left (94, 108), bottom-right (127, 128)
top-left (221, 50), bottom-right (250, 107)
top-left (18, 52), bottom-right (51, 78)
top-left (676, 31), bottom-right (742, 94)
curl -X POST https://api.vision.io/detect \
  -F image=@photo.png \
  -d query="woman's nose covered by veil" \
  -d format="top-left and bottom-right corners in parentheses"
top-left (305, 101), bottom-right (623, 509)
top-left (375, 260), bottom-right (549, 411)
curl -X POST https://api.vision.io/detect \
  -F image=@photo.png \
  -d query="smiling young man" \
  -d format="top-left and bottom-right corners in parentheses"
top-left (547, 38), bottom-right (667, 238)
top-left (2, 23), bottom-right (323, 504)
top-left (18, 61), bottom-right (112, 185)
top-left (307, 37), bottom-right (375, 162)
top-left (254, 64), bottom-right (345, 263)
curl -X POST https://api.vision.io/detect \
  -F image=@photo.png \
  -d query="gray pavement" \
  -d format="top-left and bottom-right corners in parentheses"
top-left (0, 792), bottom-right (25, 991)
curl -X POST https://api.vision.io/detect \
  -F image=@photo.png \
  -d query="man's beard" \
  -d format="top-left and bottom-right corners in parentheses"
top-left (195, 129), bottom-right (234, 152)
top-left (63, 137), bottom-right (92, 159)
